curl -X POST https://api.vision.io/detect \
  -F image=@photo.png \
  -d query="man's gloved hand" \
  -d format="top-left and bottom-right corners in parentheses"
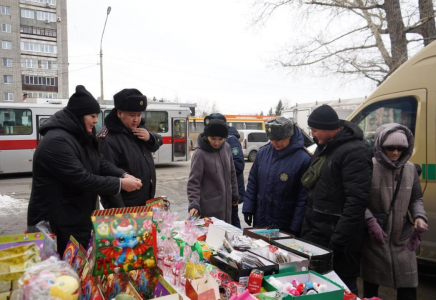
top-left (244, 213), bottom-right (253, 226)
top-left (366, 217), bottom-right (387, 245)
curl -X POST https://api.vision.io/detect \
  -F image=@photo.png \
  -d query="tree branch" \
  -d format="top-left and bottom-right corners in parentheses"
top-left (307, 0), bottom-right (383, 10)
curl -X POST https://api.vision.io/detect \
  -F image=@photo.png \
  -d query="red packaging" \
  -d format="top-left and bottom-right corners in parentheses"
top-left (247, 269), bottom-right (264, 294)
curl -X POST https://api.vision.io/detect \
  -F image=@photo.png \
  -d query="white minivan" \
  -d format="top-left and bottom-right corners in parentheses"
top-left (238, 130), bottom-right (269, 162)
top-left (238, 125), bottom-right (316, 162)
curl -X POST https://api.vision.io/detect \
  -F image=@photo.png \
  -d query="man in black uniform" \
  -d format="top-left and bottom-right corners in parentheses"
top-left (99, 88), bottom-right (162, 208)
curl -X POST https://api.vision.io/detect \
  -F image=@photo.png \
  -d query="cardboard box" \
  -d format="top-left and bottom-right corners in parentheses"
top-left (272, 238), bottom-right (333, 274)
top-left (262, 271), bottom-right (344, 300)
top-left (185, 274), bottom-right (220, 300)
top-left (151, 275), bottom-right (182, 300)
top-left (243, 227), bottom-right (294, 243)
top-left (210, 254), bottom-right (278, 285)
top-left (249, 246), bottom-right (309, 274)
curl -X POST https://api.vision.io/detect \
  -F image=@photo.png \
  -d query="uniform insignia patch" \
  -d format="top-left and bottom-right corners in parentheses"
top-left (98, 126), bottom-right (109, 138)
top-left (205, 119), bottom-right (210, 125)
top-left (140, 100), bottom-right (143, 105)
top-left (231, 147), bottom-right (239, 156)
top-left (280, 173), bottom-right (288, 182)
top-left (268, 128), bottom-right (272, 133)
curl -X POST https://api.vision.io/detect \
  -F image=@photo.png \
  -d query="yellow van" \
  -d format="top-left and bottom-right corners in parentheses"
top-left (347, 41), bottom-right (436, 264)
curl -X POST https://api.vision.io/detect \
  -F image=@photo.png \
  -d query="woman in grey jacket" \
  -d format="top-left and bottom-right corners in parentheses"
top-left (361, 123), bottom-right (428, 300)
top-left (187, 119), bottom-right (239, 223)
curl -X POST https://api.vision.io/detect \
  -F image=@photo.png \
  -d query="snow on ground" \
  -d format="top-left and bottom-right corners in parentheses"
top-left (0, 194), bottom-right (28, 235)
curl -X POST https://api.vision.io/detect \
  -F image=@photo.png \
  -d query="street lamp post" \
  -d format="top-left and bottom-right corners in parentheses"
top-left (100, 6), bottom-right (111, 104)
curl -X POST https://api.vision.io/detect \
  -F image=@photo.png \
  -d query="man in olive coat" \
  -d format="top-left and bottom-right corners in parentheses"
top-left (99, 89), bottom-right (162, 208)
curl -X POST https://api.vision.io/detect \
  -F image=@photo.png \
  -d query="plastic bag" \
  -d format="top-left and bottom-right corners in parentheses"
top-left (34, 221), bottom-right (59, 260)
top-left (12, 256), bottom-right (80, 300)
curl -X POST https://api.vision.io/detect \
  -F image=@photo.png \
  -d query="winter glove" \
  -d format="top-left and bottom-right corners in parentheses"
top-left (244, 213), bottom-right (253, 226)
top-left (407, 226), bottom-right (428, 251)
top-left (366, 217), bottom-right (387, 245)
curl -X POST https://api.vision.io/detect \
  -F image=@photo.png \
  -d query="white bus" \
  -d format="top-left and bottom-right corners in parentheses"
top-left (0, 102), bottom-right (191, 174)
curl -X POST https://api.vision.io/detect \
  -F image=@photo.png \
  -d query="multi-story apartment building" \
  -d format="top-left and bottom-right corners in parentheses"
top-left (0, 0), bottom-right (68, 103)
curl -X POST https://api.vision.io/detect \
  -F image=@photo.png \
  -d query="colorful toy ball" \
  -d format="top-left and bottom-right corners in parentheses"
top-left (297, 283), bottom-right (305, 294)
top-left (50, 275), bottom-right (79, 300)
top-left (291, 279), bottom-right (299, 287)
top-left (289, 288), bottom-right (301, 296)
top-left (305, 281), bottom-right (314, 290)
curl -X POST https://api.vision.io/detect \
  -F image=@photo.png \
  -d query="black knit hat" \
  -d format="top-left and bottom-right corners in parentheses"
top-left (308, 105), bottom-right (340, 130)
top-left (204, 113), bottom-right (226, 125)
top-left (66, 85), bottom-right (100, 117)
top-left (114, 88), bottom-right (147, 112)
top-left (204, 119), bottom-right (228, 138)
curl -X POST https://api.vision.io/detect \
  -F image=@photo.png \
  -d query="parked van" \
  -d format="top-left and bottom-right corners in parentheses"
top-left (238, 130), bottom-right (269, 162)
top-left (347, 41), bottom-right (436, 265)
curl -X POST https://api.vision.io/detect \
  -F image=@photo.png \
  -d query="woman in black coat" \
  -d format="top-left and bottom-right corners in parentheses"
top-left (27, 85), bottom-right (142, 255)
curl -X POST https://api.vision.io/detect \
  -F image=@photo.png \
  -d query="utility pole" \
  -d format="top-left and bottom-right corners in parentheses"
top-left (100, 6), bottom-right (111, 104)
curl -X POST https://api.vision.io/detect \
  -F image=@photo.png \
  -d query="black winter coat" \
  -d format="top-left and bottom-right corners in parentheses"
top-left (99, 110), bottom-right (162, 208)
top-left (27, 108), bottom-right (124, 255)
top-left (227, 126), bottom-right (245, 201)
top-left (300, 121), bottom-right (372, 278)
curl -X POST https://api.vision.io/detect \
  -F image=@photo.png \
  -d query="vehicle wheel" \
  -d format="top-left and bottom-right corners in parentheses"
top-left (248, 150), bottom-right (257, 162)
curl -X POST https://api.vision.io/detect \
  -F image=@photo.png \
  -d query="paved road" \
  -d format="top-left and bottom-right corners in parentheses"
top-left (0, 160), bottom-right (435, 299)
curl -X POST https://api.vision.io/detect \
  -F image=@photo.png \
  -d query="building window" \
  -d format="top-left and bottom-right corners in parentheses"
top-left (1, 6), bottom-right (10, 15)
top-left (3, 75), bottom-right (12, 84)
top-left (39, 60), bottom-right (48, 69)
top-left (2, 58), bottom-right (12, 67)
top-left (21, 9), bottom-right (35, 19)
top-left (20, 26), bottom-right (57, 38)
top-left (2, 40), bottom-right (12, 50)
top-left (24, 92), bottom-right (57, 99)
top-left (36, 11), bottom-right (56, 22)
top-left (20, 0), bottom-right (56, 5)
top-left (23, 76), bottom-right (56, 86)
top-left (49, 61), bottom-right (57, 69)
top-left (1, 24), bottom-right (11, 33)
top-left (21, 41), bottom-right (57, 54)
top-left (3, 93), bottom-right (14, 101)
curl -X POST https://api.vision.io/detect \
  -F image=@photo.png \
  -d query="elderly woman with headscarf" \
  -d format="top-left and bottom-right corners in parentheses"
top-left (361, 123), bottom-right (428, 300)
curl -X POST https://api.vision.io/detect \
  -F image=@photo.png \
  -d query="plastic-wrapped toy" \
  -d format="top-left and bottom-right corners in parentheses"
top-left (12, 256), bottom-right (79, 300)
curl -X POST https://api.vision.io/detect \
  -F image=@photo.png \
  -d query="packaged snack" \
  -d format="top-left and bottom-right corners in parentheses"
top-left (62, 237), bottom-right (80, 266)
top-left (12, 256), bottom-right (79, 300)
top-left (90, 207), bottom-right (157, 276)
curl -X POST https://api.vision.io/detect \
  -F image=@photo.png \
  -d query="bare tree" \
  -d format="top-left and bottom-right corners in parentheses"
top-left (194, 100), bottom-right (220, 117)
top-left (252, 0), bottom-right (436, 85)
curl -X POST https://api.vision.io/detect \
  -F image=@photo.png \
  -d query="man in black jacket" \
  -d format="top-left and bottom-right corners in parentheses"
top-left (300, 105), bottom-right (372, 295)
top-left (99, 89), bottom-right (163, 208)
top-left (27, 85), bottom-right (142, 255)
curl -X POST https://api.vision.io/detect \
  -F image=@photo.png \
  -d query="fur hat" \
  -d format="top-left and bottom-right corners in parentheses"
top-left (383, 130), bottom-right (409, 148)
top-left (265, 117), bottom-right (294, 140)
top-left (308, 105), bottom-right (340, 130)
top-left (114, 88), bottom-right (147, 112)
top-left (66, 85), bottom-right (100, 117)
top-left (204, 119), bottom-right (228, 138)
